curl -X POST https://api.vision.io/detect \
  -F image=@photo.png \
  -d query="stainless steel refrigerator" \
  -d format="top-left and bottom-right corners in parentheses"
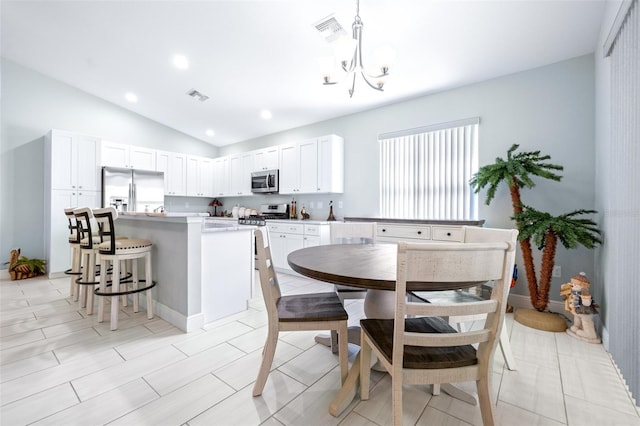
top-left (102, 167), bottom-right (165, 212)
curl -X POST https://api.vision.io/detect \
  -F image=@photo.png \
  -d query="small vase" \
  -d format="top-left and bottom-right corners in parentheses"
top-left (327, 206), bottom-right (336, 221)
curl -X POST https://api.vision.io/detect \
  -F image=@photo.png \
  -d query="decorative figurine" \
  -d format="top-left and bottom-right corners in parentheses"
top-left (560, 272), bottom-right (600, 343)
top-left (327, 200), bottom-right (336, 221)
top-left (300, 205), bottom-right (310, 220)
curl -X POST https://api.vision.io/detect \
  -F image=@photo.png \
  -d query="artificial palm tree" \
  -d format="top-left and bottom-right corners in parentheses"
top-left (513, 206), bottom-right (602, 310)
top-left (470, 144), bottom-right (564, 310)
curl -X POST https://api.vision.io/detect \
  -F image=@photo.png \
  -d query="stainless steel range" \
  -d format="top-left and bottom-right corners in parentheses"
top-left (238, 203), bottom-right (289, 226)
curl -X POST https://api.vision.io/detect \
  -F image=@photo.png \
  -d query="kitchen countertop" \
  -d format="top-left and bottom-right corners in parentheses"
top-left (343, 217), bottom-right (485, 226)
top-left (266, 219), bottom-right (333, 225)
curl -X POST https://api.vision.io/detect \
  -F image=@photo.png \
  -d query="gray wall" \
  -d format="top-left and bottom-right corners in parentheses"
top-left (0, 58), bottom-right (219, 262)
top-left (221, 54), bottom-right (597, 303)
top-left (1, 55), bottom-right (597, 304)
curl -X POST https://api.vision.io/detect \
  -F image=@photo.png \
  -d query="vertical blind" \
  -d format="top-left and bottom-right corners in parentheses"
top-left (603, 0), bottom-right (640, 407)
top-left (379, 118), bottom-right (479, 220)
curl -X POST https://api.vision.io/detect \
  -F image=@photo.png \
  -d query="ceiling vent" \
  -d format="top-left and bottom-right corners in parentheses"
top-left (314, 14), bottom-right (347, 43)
top-left (186, 89), bottom-right (209, 102)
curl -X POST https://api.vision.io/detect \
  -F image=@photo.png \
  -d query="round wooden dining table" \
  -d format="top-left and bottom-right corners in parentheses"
top-left (287, 242), bottom-right (481, 416)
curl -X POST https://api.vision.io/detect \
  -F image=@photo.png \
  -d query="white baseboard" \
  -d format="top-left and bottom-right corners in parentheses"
top-left (147, 296), bottom-right (203, 332)
top-left (0, 269), bottom-right (9, 280)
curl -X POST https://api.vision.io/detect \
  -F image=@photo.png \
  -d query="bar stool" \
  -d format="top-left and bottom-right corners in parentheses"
top-left (64, 208), bottom-right (82, 302)
top-left (73, 207), bottom-right (104, 314)
top-left (93, 207), bottom-right (155, 330)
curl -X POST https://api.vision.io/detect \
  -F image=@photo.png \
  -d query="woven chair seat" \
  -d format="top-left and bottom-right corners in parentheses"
top-left (277, 292), bottom-right (348, 322)
top-left (361, 316), bottom-right (477, 369)
top-left (98, 238), bottom-right (152, 254)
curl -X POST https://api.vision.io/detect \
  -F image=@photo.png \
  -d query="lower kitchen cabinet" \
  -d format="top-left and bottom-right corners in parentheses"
top-left (267, 221), bottom-right (330, 272)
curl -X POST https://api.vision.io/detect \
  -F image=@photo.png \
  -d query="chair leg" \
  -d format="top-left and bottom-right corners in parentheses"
top-left (253, 327), bottom-right (278, 397)
top-left (337, 322), bottom-right (348, 383)
top-left (79, 251), bottom-right (88, 308)
top-left (477, 377), bottom-right (495, 426)
top-left (145, 252), bottom-right (153, 319)
top-left (85, 252), bottom-right (96, 315)
top-left (110, 259), bottom-right (120, 331)
top-left (131, 259), bottom-right (139, 312)
top-left (330, 330), bottom-right (339, 353)
top-left (392, 375), bottom-right (403, 426)
top-left (499, 319), bottom-right (517, 370)
top-left (359, 331), bottom-right (371, 400)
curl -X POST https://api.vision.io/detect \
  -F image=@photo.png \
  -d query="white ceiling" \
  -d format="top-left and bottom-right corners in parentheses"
top-left (1, 0), bottom-right (606, 146)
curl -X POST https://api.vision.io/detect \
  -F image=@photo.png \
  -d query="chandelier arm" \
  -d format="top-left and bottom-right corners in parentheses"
top-left (348, 71), bottom-right (357, 98)
top-left (359, 70), bottom-right (384, 92)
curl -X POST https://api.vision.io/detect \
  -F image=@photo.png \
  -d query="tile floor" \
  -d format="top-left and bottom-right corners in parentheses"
top-left (1, 273), bottom-right (639, 426)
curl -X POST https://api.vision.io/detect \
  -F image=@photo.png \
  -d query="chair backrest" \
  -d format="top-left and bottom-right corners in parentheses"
top-left (330, 222), bottom-right (376, 244)
top-left (65, 208), bottom-right (80, 244)
top-left (74, 207), bottom-right (96, 249)
top-left (393, 228), bottom-right (518, 368)
top-left (92, 207), bottom-right (118, 254)
top-left (254, 227), bottom-right (282, 323)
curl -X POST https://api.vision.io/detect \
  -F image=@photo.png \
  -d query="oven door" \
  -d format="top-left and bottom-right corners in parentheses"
top-left (251, 170), bottom-right (279, 193)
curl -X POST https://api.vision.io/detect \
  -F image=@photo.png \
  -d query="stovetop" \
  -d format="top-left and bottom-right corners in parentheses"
top-left (238, 214), bottom-right (289, 226)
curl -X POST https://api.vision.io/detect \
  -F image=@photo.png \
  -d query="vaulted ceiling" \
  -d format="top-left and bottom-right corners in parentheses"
top-left (1, 0), bottom-right (606, 146)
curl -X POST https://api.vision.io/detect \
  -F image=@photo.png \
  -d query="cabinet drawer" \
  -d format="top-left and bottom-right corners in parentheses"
top-left (377, 224), bottom-right (431, 241)
top-left (304, 224), bottom-right (321, 236)
top-left (268, 222), bottom-right (303, 234)
top-left (431, 226), bottom-right (464, 242)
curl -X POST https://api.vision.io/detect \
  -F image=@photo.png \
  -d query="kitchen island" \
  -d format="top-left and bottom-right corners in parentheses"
top-left (116, 214), bottom-right (255, 332)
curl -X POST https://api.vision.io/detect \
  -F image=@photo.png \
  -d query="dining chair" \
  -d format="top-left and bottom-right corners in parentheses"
top-left (359, 228), bottom-right (518, 426)
top-left (409, 225), bottom-right (518, 371)
top-left (252, 227), bottom-right (349, 397)
top-left (327, 222), bottom-right (377, 352)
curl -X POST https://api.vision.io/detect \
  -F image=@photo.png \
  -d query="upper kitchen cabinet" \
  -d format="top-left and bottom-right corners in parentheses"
top-left (187, 155), bottom-right (214, 197)
top-left (156, 150), bottom-right (187, 196)
top-left (279, 135), bottom-right (344, 195)
top-left (228, 152), bottom-right (254, 196)
top-left (212, 156), bottom-right (230, 197)
top-left (253, 146), bottom-right (279, 171)
top-left (47, 129), bottom-right (100, 192)
top-left (101, 140), bottom-right (156, 170)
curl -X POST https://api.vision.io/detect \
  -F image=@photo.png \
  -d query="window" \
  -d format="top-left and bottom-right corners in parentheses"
top-left (379, 117), bottom-right (479, 220)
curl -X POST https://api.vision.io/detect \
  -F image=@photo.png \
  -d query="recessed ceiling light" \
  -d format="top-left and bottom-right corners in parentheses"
top-left (125, 92), bottom-right (138, 102)
top-left (206, 129), bottom-right (215, 137)
top-left (260, 109), bottom-right (272, 120)
top-left (173, 54), bottom-right (189, 70)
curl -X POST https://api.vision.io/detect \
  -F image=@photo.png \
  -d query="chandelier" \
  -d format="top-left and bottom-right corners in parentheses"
top-left (317, 0), bottom-right (396, 98)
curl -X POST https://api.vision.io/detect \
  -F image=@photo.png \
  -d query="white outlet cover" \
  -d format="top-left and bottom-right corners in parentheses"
top-left (317, 201), bottom-right (323, 209)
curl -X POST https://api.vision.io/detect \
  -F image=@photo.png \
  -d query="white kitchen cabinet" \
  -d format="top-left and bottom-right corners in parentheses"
top-left (279, 135), bottom-right (344, 195)
top-left (253, 146), bottom-right (280, 171)
top-left (156, 150), bottom-right (187, 196)
top-left (49, 129), bottom-right (100, 192)
top-left (376, 223), bottom-right (465, 243)
top-left (212, 156), bottom-right (230, 197)
top-left (228, 152), bottom-right (254, 196)
top-left (101, 141), bottom-right (156, 170)
top-left (267, 221), bottom-right (330, 272)
top-left (187, 155), bottom-right (214, 197)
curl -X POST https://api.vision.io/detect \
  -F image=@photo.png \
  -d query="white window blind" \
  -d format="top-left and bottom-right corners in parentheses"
top-left (379, 118), bottom-right (479, 220)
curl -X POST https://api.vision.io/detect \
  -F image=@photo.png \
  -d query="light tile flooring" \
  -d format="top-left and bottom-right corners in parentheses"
top-left (1, 273), bottom-right (639, 426)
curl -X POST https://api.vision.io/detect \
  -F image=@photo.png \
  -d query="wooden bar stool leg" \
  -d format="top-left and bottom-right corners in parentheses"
top-left (71, 245), bottom-right (81, 302)
top-left (86, 251), bottom-right (96, 315)
top-left (110, 259), bottom-right (120, 330)
top-left (145, 252), bottom-right (153, 319)
top-left (98, 257), bottom-right (109, 323)
top-left (132, 258), bottom-right (139, 313)
top-left (79, 251), bottom-right (88, 308)
top-left (121, 260), bottom-right (129, 307)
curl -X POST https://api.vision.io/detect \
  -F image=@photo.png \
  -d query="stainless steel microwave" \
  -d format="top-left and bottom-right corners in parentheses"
top-left (251, 169), bottom-right (279, 193)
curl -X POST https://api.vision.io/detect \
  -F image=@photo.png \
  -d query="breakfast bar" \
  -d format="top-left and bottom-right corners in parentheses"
top-left (116, 213), bottom-right (255, 332)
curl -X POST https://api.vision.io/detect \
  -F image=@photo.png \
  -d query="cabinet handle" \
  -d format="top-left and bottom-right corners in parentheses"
top-left (382, 229), bottom-right (386, 232)
top-left (417, 231), bottom-right (422, 235)
top-left (72, 185), bottom-right (76, 189)
top-left (78, 185), bottom-right (83, 189)
top-left (446, 232), bottom-right (451, 236)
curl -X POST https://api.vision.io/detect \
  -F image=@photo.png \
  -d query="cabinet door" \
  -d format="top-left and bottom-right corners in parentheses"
top-left (228, 153), bottom-right (254, 196)
top-left (298, 138), bottom-right (318, 193)
top-left (156, 151), bottom-right (171, 194)
top-left (76, 134), bottom-right (100, 191)
top-left (129, 146), bottom-right (156, 170)
top-left (303, 235), bottom-right (321, 248)
top-left (282, 233), bottom-right (304, 270)
top-left (317, 135), bottom-right (344, 193)
top-left (49, 190), bottom-right (77, 274)
top-left (50, 132), bottom-right (75, 190)
top-left (199, 157), bottom-right (214, 197)
top-left (169, 153), bottom-right (187, 196)
top-left (254, 146), bottom-right (280, 171)
top-left (278, 143), bottom-right (298, 194)
top-left (101, 141), bottom-right (130, 168)
top-left (213, 157), bottom-right (229, 197)
top-left (186, 156), bottom-right (200, 196)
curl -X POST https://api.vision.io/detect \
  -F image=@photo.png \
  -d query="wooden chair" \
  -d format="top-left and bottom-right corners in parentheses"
top-left (409, 225), bottom-right (518, 371)
top-left (252, 227), bottom-right (349, 397)
top-left (359, 228), bottom-right (518, 426)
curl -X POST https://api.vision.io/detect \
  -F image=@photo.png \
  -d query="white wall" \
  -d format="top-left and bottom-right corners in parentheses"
top-left (0, 58), bottom-right (219, 262)
top-left (222, 54), bottom-right (597, 302)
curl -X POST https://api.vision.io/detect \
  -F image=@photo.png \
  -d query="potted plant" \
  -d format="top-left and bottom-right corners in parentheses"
top-left (5, 249), bottom-right (47, 280)
top-left (470, 145), bottom-right (601, 330)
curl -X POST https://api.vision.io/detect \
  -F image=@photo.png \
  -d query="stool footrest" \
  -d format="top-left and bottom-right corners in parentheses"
top-left (94, 280), bottom-right (157, 297)
top-left (64, 268), bottom-right (82, 276)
